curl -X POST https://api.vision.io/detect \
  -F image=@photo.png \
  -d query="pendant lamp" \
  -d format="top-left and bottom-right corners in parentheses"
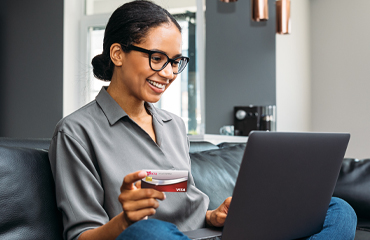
top-left (276, 0), bottom-right (291, 34)
top-left (220, 0), bottom-right (237, 2)
top-left (252, 0), bottom-right (269, 22)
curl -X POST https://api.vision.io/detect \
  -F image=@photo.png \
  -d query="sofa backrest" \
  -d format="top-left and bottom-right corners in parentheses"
top-left (190, 143), bottom-right (246, 210)
top-left (333, 158), bottom-right (370, 221)
top-left (0, 145), bottom-right (63, 240)
top-left (0, 137), bottom-right (51, 150)
top-left (189, 141), bottom-right (220, 153)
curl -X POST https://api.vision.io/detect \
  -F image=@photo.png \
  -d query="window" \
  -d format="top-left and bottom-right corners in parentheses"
top-left (88, 27), bottom-right (107, 101)
top-left (81, 0), bottom-right (205, 134)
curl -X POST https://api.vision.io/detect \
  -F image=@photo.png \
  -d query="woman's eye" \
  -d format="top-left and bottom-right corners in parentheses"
top-left (151, 56), bottom-right (161, 62)
top-left (151, 54), bottom-right (165, 63)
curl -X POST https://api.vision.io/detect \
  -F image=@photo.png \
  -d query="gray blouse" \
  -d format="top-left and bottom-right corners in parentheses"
top-left (49, 87), bottom-right (210, 240)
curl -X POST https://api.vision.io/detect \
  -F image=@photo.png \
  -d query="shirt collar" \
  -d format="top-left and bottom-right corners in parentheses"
top-left (145, 102), bottom-right (173, 125)
top-left (95, 87), bottom-right (173, 125)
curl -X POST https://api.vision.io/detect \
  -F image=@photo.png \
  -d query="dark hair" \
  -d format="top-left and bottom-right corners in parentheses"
top-left (91, 0), bottom-right (181, 81)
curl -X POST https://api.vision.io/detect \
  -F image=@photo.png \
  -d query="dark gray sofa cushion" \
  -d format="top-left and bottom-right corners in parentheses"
top-left (217, 142), bottom-right (247, 149)
top-left (333, 158), bottom-right (370, 231)
top-left (0, 137), bottom-right (51, 150)
top-left (189, 141), bottom-right (219, 153)
top-left (0, 146), bottom-right (63, 240)
top-left (190, 144), bottom-right (246, 210)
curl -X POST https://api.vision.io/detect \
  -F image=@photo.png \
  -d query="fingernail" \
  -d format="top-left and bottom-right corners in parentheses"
top-left (138, 171), bottom-right (146, 178)
top-left (163, 193), bottom-right (166, 200)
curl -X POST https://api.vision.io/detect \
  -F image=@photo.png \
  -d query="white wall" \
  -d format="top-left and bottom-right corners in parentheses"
top-left (277, 0), bottom-right (370, 158)
top-left (64, 0), bottom-right (85, 116)
top-left (310, 0), bottom-right (370, 158)
top-left (276, 0), bottom-right (311, 132)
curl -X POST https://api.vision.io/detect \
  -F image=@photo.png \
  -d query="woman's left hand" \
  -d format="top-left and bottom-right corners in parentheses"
top-left (205, 197), bottom-right (232, 227)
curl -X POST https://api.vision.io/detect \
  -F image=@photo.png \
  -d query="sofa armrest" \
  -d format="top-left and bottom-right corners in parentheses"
top-left (0, 145), bottom-right (63, 239)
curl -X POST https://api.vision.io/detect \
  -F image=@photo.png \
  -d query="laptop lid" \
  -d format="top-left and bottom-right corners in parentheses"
top-left (221, 131), bottom-right (350, 240)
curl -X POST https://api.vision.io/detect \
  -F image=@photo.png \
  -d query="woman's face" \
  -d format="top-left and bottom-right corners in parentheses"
top-left (117, 23), bottom-right (182, 103)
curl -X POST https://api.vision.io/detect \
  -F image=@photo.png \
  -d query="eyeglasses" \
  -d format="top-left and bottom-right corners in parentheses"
top-left (127, 45), bottom-right (189, 74)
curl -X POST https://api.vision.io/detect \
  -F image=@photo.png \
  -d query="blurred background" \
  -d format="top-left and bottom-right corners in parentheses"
top-left (0, 0), bottom-right (369, 158)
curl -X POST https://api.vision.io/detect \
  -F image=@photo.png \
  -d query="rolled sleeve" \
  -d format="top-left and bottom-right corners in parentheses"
top-left (49, 131), bottom-right (109, 240)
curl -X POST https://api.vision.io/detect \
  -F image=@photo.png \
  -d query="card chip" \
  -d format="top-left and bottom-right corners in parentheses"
top-left (145, 176), bottom-right (152, 181)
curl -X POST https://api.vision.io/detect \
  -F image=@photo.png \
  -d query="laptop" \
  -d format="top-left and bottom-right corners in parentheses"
top-left (183, 131), bottom-right (350, 240)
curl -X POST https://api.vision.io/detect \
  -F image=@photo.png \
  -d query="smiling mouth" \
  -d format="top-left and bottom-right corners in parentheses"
top-left (147, 79), bottom-right (166, 89)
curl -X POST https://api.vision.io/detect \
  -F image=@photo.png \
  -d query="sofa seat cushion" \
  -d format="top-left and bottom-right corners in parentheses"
top-left (190, 144), bottom-right (246, 210)
top-left (333, 158), bottom-right (370, 225)
top-left (0, 146), bottom-right (63, 240)
top-left (355, 229), bottom-right (370, 240)
top-left (357, 218), bottom-right (370, 231)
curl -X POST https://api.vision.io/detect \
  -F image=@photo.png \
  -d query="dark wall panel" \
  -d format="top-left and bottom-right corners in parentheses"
top-left (0, 0), bottom-right (63, 138)
top-left (205, 0), bottom-right (276, 134)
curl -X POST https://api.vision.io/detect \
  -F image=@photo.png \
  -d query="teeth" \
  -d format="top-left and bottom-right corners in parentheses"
top-left (148, 80), bottom-right (165, 89)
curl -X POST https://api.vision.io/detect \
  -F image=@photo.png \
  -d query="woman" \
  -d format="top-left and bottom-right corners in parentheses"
top-left (49, 1), bottom-right (356, 240)
top-left (50, 1), bottom-right (228, 239)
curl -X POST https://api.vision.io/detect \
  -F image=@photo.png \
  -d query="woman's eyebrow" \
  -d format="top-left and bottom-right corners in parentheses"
top-left (173, 53), bottom-right (183, 58)
top-left (152, 48), bottom-right (183, 58)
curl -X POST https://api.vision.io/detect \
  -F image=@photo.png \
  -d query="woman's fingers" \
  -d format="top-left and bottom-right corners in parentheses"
top-left (119, 171), bottom-right (166, 224)
top-left (120, 170), bottom-right (147, 192)
top-left (214, 211), bottom-right (227, 225)
top-left (121, 198), bottom-right (160, 212)
top-left (124, 208), bottom-right (157, 222)
top-left (135, 180), bottom-right (142, 189)
top-left (208, 197), bottom-right (232, 227)
top-left (119, 188), bottom-right (166, 202)
top-left (223, 197), bottom-right (232, 211)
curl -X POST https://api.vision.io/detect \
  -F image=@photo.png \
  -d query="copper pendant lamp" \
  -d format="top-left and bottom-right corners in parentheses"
top-left (251, 0), bottom-right (269, 22)
top-left (276, 0), bottom-right (291, 34)
top-left (220, 0), bottom-right (238, 2)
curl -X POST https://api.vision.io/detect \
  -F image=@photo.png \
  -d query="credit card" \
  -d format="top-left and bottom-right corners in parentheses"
top-left (141, 170), bottom-right (188, 192)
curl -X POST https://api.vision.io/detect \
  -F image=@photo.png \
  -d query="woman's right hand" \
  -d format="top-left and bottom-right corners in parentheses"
top-left (119, 170), bottom-right (166, 228)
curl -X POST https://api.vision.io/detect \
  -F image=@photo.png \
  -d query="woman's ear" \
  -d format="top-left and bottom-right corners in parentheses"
top-left (110, 43), bottom-right (124, 67)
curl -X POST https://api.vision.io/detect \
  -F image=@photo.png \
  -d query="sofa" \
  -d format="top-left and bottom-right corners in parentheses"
top-left (0, 137), bottom-right (369, 240)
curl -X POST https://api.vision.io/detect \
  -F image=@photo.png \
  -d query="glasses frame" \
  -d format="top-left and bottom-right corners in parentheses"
top-left (127, 45), bottom-right (190, 74)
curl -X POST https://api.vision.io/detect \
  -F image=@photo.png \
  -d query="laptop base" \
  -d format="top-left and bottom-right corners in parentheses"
top-left (183, 227), bottom-right (222, 240)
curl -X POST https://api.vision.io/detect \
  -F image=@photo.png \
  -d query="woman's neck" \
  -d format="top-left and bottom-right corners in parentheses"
top-left (106, 84), bottom-right (148, 119)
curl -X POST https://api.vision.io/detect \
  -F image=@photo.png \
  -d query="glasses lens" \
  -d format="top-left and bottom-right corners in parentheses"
top-left (149, 52), bottom-right (188, 74)
top-left (173, 57), bottom-right (188, 74)
top-left (150, 52), bottom-right (167, 71)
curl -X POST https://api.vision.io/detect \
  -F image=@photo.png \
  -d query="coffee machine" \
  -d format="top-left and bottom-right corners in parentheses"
top-left (234, 105), bottom-right (276, 136)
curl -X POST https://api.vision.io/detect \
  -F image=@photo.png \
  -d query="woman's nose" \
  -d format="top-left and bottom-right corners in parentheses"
top-left (158, 63), bottom-right (174, 79)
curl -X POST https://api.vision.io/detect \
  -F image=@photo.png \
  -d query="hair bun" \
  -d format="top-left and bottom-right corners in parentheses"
top-left (91, 54), bottom-right (113, 81)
